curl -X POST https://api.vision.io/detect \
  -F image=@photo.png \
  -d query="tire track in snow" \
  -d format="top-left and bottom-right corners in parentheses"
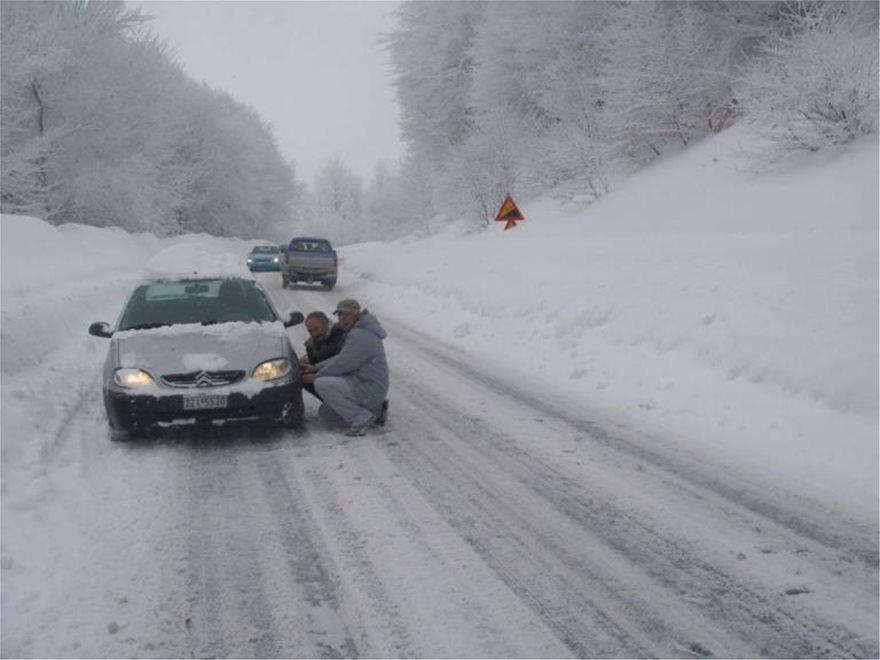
top-left (252, 445), bottom-right (361, 658)
top-left (274, 433), bottom-right (423, 658)
top-left (380, 390), bottom-right (698, 657)
top-left (389, 320), bottom-right (877, 568)
top-left (282, 429), bottom-right (578, 658)
top-left (382, 331), bottom-right (877, 658)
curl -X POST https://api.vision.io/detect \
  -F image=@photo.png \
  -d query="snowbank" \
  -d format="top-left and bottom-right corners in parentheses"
top-left (338, 128), bottom-right (879, 515)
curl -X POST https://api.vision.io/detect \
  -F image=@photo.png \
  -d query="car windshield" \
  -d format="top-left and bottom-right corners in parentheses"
top-left (252, 246), bottom-right (278, 254)
top-left (290, 240), bottom-right (330, 253)
top-left (117, 278), bottom-right (277, 331)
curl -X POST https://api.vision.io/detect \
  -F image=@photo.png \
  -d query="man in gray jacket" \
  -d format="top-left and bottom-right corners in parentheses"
top-left (308, 298), bottom-right (389, 436)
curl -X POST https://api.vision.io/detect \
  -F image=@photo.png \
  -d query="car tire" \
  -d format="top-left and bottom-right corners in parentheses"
top-left (108, 421), bottom-right (139, 442)
top-left (281, 276), bottom-right (288, 289)
top-left (109, 427), bottom-right (130, 442)
top-left (324, 280), bottom-right (336, 291)
top-left (280, 391), bottom-right (306, 432)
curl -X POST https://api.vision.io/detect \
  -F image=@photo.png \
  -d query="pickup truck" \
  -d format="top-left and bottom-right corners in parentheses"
top-left (282, 237), bottom-right (338, 290)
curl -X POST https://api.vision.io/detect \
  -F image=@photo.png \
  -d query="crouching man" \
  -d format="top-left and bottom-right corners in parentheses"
top-left (299, 311), bottom-right (346, 400)
top-left (306, 299), bottom-right (389, 436)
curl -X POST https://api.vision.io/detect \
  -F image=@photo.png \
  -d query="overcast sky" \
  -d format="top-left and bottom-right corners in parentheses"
top-left (133, 0), bottom-right (404, 186)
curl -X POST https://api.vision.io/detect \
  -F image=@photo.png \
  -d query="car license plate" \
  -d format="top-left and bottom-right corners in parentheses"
top-left (183, 394), bottom-right (228, 411)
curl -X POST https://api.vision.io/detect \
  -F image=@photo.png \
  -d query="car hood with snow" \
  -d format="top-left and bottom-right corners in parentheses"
top-left (112, 321), bottom-right (294, 385)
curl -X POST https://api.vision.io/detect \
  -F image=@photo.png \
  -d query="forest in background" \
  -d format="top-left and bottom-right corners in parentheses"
top-left (1, 1), bottom-right (877, 242)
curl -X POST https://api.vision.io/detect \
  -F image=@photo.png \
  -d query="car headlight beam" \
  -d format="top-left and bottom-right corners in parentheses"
top-left (113, 368), bottom-right (154, 388)
top-left (252, 358), bottom-right (292, 381)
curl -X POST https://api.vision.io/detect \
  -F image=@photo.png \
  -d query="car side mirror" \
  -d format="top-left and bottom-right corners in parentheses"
top-left (284, 311), bottom-right (304, 328)
top-left (88, 321), bottom-right (113, 338)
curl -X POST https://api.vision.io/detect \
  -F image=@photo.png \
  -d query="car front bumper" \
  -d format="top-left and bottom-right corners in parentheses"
top-left (248, 261), bottom-right (282, 271)
top-left (104, 381), bottom-right (302, 431)
top-left (284, 269), bottom-right (336, 281)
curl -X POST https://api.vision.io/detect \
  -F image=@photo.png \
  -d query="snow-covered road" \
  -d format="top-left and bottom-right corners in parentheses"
top-left (4, 272), bottom-right (875, 658)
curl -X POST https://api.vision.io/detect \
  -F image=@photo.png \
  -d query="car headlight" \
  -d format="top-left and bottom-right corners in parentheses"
top-left (272, 257), bottom-right (279, 263)
top-left (247, 257), bottom-right (253, 263)
top-left (252, 358), bottom-right (292, 381)
top-left (113, 368), bottom-right (154, 388)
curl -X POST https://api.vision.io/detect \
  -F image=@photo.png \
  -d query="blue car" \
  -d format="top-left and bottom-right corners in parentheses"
top-left (247, 245), bottom-right (283, 272)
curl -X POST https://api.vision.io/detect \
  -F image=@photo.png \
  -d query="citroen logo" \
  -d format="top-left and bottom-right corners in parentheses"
top-left (194, 371), bottom-right (213, 388)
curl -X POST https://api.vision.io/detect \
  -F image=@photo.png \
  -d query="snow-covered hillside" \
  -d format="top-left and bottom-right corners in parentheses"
top-left (342, 128), bottom-right (879, 516)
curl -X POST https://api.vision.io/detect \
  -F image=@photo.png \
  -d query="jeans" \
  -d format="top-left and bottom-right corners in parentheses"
top-left (315, 376), bottom-right (376, 426)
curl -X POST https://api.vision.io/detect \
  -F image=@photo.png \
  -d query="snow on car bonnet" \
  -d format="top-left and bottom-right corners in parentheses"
top-left (183, 353), bottom-right (229, 371)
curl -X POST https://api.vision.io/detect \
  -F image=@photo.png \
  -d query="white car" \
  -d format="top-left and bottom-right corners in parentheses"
top-left (89, 274), bottom-right (305, 439)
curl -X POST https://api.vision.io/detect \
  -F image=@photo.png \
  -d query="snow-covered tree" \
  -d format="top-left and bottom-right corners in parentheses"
top-left (437, 107), bottom-right (540, 223)
top-left (1, 0), bottom-right (153, 223)
top-left (312, 156), bottom-right (364, 245)
top-left (596, 2), bottom-right (736, 162)
top-left (382, 2), bottom-right (485, 173)
top-left (394, 154), bottom-right (436, 235)
top-left (468, 2), bottom-right (560, 133)
top-left (175, 88), bottom-right (297, 238)
top-left (1, 0), bottom-right (299, 238)
top-left (740, 1), bottom-right (879, 153)
top-left (527, 3), bottom-right (614, 197)
top-left (363, 160), bottom-right (402, 237)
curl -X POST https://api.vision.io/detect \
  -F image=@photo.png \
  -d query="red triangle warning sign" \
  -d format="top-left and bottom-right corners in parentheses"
top-left (495, 194), bottom-right (525, 223)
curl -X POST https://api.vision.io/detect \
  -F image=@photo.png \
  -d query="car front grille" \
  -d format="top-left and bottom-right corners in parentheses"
top-left (160, 370), bottom-right (246, 388)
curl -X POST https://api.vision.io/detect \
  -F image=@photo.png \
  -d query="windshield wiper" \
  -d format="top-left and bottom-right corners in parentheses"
top-left (201, 318), bottom-right (256, 325)
top-left (124, 321), bottom-right (170, 331)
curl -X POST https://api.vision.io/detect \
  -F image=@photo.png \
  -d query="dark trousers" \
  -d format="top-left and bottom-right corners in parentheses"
top-left (303, 382), bottom-right (322, 401)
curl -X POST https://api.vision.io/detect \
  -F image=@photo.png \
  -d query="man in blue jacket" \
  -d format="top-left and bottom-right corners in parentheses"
top-left (306, 298), bottom-right (389, 436)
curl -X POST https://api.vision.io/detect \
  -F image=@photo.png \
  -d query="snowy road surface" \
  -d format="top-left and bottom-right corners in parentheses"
top-left (2, 275), bottom-right (877, 659)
